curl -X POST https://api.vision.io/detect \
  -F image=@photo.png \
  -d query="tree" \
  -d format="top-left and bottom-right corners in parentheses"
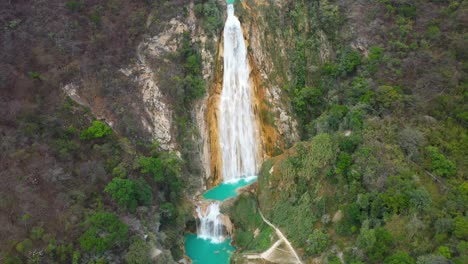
top-left (137, 156), bottom-right (163, 181)
top-left (409, 188), bottom-right (432, 211)
top-left (306, 229), bottom-right (330, 255)
top-left (384, 251), bottom-right (415, 264)
top-left (80, 121), bottom-right (112, 140)
top-left (437, 246), bottom-right (451, 259)
top-left (104, 178), bottom-right (153, 211)
top-left (454, 216), bottom-right (468, 239)
top-left (79, 212), bottom-right (128, 253)
top-left (425, 146), bottom-right (457, 177)
top-left (125, 237), bottom-right (152, 264)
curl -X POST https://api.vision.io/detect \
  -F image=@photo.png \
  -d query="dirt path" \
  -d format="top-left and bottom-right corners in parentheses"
top-left (244, 210), bottom-right (303, 264)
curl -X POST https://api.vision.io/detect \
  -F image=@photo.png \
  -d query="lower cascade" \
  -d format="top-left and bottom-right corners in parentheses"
top-left (196, 202), bottom-right (224, 243)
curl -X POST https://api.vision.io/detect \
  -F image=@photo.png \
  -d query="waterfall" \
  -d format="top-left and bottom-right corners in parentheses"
top-left (197, 202), bottom-right (225, 243)
top-left (219, 4), bottom-right (260, 183)
top-left (195, 3), bottom-right (259, 244)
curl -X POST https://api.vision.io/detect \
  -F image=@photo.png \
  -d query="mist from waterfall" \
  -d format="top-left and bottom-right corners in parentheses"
top-left (219, 4), bottom-right (260, 183)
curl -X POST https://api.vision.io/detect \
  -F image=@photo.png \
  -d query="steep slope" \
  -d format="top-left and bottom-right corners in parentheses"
top-left (0, 0), bottom-right (222, 263)
top-left (229, 0), bottom-right (467, 263)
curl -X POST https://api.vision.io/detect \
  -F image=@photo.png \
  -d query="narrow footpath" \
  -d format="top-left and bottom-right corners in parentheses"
top-left (244, 210), bottom-right (303, 264)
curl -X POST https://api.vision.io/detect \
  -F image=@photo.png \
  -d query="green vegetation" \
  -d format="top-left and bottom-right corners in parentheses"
top-left (306, 229), bottom-right (330, 255)
top-left (249, 0), bottom-right (467, 263)
top-left (194, 0), bottom-right (223, 34)
top-left (78, 212), bottom-right (128, 253)
top-left (228, 193), bottom-right (275, 254)
top-left (80, 120), bottom-right (112, 140)
top-left (425, 146), bottom-right (457, 177)
top-left (104, 177), bottom-right (152, 212)
top-left (124, 237), bottom-right (152, 264)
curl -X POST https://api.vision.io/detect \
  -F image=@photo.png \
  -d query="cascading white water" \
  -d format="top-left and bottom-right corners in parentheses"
top-left (219, 4), bottom-right (260, 183)
top-left (196, 3), bottom-right (259, 244)
top-left (197, 202), bottom-right (225, 243)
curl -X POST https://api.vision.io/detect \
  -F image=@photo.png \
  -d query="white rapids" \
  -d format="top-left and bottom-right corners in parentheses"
top-left (196, 202), bottom-right (225, 243)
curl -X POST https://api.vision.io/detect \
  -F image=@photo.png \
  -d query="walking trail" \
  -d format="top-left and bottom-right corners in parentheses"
top-left (244, 210), bottom-right (303, 264)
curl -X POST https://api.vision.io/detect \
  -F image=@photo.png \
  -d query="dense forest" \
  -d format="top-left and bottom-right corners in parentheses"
top-left (1, 0), bottom-right (466, 264)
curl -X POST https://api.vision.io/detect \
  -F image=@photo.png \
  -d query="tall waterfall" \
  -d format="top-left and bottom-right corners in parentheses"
top-left (196, 202), bottom-right (224, 243)
top-left (219, 4), bottom-right (260, 183)
top-left (196, 3), bottom-right (259, 244)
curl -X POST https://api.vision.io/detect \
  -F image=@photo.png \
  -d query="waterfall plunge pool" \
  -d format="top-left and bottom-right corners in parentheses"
top-left (203, 176), bottom-right (257, 201)
top-left (185, 234), bottom-right (235, 264)
top-left (184, 177), bottom-right (257, 264)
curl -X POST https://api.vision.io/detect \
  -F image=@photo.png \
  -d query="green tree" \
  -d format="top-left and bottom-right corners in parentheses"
top-left (80, 121), bottom-right (112, 140)
top-left (384, 251), bottom-right (415, 264)
top-left (125, 237), bottom-right (152, 264)
top-left (137, 156), bottom-right (163, 181)
top-left (104, 178), bottom-right (152, 211)
top-left (425, 146), bottom-right (457, 177)
top-left (409, 188), bottom-right (432, 211)
top-left (454, 216), bottom-right (468, 239)
top-left (79, 212), bottom-right (128, 253)
top-left (437, 246), bottom-right (451, 259)
top-left (306, 229), bottom-right (330, 255)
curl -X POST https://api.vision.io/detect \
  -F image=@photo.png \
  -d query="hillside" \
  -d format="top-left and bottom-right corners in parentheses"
top-left (1, 0), bottom-right (467, 264)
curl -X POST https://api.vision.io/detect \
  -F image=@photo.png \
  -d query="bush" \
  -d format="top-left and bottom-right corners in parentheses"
top-left (80, 121), bottom-right (112, 140)
top-left (137, 156), bottom-right (163, 181)
top-left (437, 246), bottom-right (451, 259)
top-left (194, 0), bottom-right (223, 34)
top-left (30, 227), bottom-right (45, 240)
top-left (28, 71), bottom-right (44, 80)
top-left (79, 212), bottom-right (128, 253)
top-left (384, 251), bottom-right (415, 264)
top-left (125, 237), bottom-right (152, 264)
top-left (340, 49), bottom-right (362, 74)
top-left (425, 146), bottom-right (457, 177)
top-left (16, 238), bottom-right (33, 254)
top-left (306, 229), bottom-right (330, 255)
top-left (409, 188), bottom-right (432, 211)
top-left (336, 152), bottom-right (352, 176)
top-left (454, 216), bottom-right (468, 239)
top-left (65, 1), bottom-right (84, 12)
top-left (104, 178), bottom-right (152, 212)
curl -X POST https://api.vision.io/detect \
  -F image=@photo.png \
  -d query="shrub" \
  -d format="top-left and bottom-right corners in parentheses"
top-left (425, 146), bottom-right (457, 177)
top-left (28, 71), bottom-right (44, 80)
top-left (79, 212), bottom-right (128, 253)
top-left (384, 251), bottom-right (415, 264)
top-left (409, 188), bottom-right (432, 211)
top-left (416, 254), bottom-right (450, 264)
top-left (374, 85), bottom-right (403, 113)
top-left (65, 1), bottom-right (84, 12)
top-left (104, 178), bottom-right (152, 211)
top-left (80, 121), bottom-right (112, 140)
top-left (454, 216), bottom-right (468, 239)
top-left (125, 238), bottom-right (152, 264)
top-left (336, 152), bottom-right (352, 176)
top-left (437, 246), bottom-right (451, 259)
top-left (340, 49), bottom-right (362, 74)
top-left (30, 227), bottom-right (45, 240)
top-left (194, 0), bottom-right (223, 34)
top-left (137, 156), bottom-right (163, 181)
top-left (16, 239), bottom-right (33, 254)
top-left (306, 229), bottom-right (330, 255)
